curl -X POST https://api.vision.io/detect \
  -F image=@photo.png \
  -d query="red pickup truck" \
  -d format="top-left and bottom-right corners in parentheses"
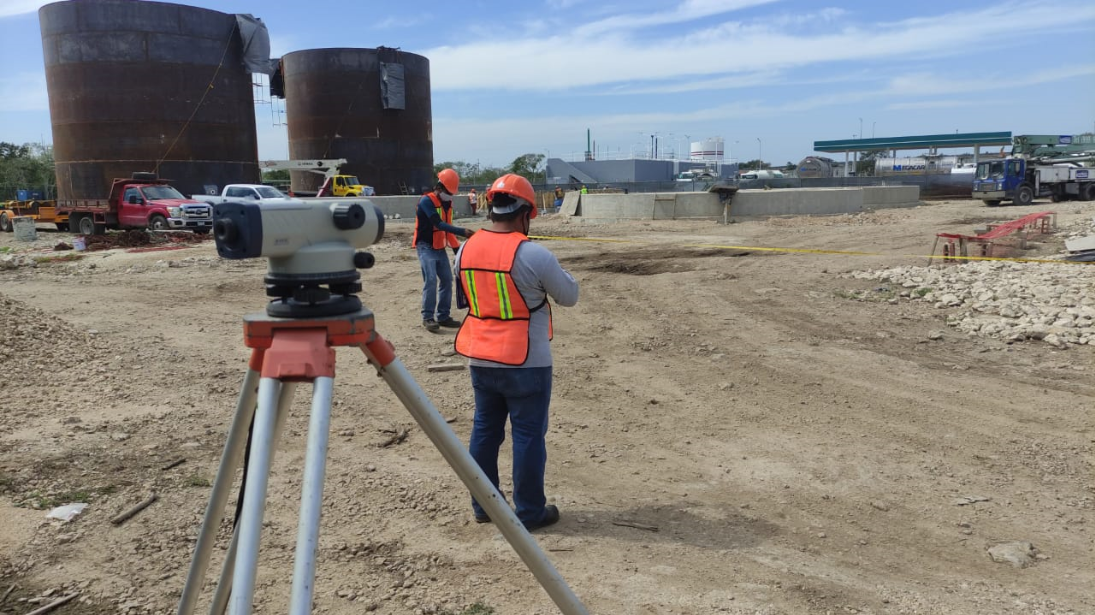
top-left (58, 173), bottom-right (213, 235)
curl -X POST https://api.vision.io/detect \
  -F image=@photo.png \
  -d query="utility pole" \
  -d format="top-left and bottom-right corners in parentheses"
top-left (756, 138), bottom-right (762, 169)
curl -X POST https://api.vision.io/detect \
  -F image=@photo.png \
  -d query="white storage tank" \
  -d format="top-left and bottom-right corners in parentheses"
top-left (690, 138), bottom-right (724, 161)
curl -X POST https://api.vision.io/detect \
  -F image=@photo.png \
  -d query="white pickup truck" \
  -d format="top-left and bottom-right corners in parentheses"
top-left (192, 184), bottom-right (303, 206)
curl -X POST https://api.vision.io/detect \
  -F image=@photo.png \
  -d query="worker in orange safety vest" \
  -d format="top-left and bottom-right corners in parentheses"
top-left (453, 173), bottom-right (579, 531)
top-left (415, 168), bottom-right (475, 332)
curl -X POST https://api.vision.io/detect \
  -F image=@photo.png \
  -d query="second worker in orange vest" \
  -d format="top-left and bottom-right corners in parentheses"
top-left (454, 173), bottom-right (579, 531)
top-left (415, 168), bottom-right (475, 332)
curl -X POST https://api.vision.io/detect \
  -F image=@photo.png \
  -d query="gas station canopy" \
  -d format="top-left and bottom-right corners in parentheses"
top-left (815, 132), bottom-right (1012, 153)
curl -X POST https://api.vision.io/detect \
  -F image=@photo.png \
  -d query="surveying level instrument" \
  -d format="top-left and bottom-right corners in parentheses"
top-left (177, 201), bottom-right (589, 614)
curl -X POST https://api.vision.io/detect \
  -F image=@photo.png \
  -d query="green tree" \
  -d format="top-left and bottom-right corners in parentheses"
top-left (0, 142), bottom-right (55, 200)
top-left (855, 148), bottom-right (891, 176)
top-left (261, 169), bottom-right (290, 182)
top-left (0, 142), bottom-right (30, 160)
top-left (738, 159), bottom-right (766, 171)
top-left (432, 161), bottom-right (507, 187)
top-left (507, 153), bottom-right (545, 181)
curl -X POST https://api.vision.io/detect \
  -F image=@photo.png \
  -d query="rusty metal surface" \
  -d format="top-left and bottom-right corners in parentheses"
top-left (282, 48), bottom-right (433, 196)
top-left (40, 0), bottom-right (259, 201)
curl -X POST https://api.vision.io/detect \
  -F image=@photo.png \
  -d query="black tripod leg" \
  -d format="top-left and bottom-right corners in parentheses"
top-left (208, 381), bottom-right (297, 615)
top-left (178, 365), bottom-right (261, 615)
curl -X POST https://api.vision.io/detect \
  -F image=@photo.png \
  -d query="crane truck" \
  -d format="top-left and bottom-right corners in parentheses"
top-left (972, 134), bottom-right (1095, 206)
top-left (256, 159), bottom-right (374, 198)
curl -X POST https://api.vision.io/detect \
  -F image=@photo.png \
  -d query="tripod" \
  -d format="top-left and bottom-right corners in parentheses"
top-left (176, 303), bottom-right (589, 614)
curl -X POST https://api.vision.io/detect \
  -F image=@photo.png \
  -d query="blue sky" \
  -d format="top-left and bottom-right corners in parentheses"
top-left (2, 0), bottom-right (1094, 168)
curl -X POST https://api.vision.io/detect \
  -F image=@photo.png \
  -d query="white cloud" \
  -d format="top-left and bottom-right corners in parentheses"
top-left (546, 0), bottom-right (589, 8)
top-left (602, 69), bottom-right (874, 95)
top-left (573, 0), bottom-right (780, 36)
top-left (887, 100), bottom-right (991, 111)
top-left (421, 0), bottom-right (1095, 92)
top-left (0, 73), bottom-right (48, 112)
top-left (888, 65), bottom-right (1095, 97)
top-left (0, 0), bottom-right (47, 19)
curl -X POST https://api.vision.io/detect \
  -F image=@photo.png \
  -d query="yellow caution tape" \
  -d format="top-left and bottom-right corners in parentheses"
top-left (527, 235), bottom-right (1094, 265)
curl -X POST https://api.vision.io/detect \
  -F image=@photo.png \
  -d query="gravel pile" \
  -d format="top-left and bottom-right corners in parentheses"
top-left (849, 261), bottom-right (1095, 347)
top-left (1061, 214), bottom-right (1095, 241)
top-left (0, 253), bottom-right (38, 269)
top-left (0, 293), bottom-right (107, 383)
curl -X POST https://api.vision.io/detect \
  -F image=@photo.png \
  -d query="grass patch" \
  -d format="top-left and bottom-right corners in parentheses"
top-left (17, 484), bottom-right (120, 509)
top-left (186, 475), bottom-right (211, 488)
top-left (27, 489), bottom-right (93, 509)
top-left (915, 287), bottom-right (932, 297)
top-left (33, 253), bottom-right (85, 264)
top-left (0, 246), bottom-right (12, 253)
top-left (833, 287), bottom-right (899, 303)
top-left (832, 289), bottom-right (860, 300)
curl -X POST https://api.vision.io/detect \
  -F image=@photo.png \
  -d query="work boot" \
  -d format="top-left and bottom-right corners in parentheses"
top-left (437, 317), bottom-right (461, 328)
top-left (524, 505), bottom-right (560, 532)
top-left (423, 319), bottom-right (440, 332)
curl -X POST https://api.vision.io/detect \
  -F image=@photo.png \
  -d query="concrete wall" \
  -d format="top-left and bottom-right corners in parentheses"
top-left (862, 186), bottom-right (919, 206)
top-left (570, 186), bottom-right (920, 222)
top-left (357, 195), bottom-right (476, 220)
top-left (577, 192), bottom-right (723, 222)
top-left (728, 186), bottom-right (919, 219)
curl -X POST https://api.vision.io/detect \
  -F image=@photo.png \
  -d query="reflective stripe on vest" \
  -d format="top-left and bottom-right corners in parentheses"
top-left (455, 231), bottom-right (550, 365)
top-left (413, 192), bottom-right (460, 249)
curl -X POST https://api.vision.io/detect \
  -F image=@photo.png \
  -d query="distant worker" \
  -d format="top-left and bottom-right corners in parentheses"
top-left (468, 188), bottom-right (478, 216)
top-left (580, 185), bottom-right (588, 194)
top-left (553, 186), bottom-right (564, 212)
top-left (454, 173), bottom-right (579, 532)
top-left (414, 168), bottom-right (475, 332)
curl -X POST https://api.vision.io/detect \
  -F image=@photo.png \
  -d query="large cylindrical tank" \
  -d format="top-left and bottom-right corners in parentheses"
top-left (282, 48), bottom-right (433, 196)
top-left (40, 0), bottom-right (259, 201)
top-left (797, 156), bottom-right (835, 179)
top-left (874, 156), bottom-right (960, 176)
top-left (690, 138), bottom-right (724, 161)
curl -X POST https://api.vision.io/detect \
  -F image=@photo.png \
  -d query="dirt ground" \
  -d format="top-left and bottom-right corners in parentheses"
top-left (1, 199), bottom-right (1092, 615)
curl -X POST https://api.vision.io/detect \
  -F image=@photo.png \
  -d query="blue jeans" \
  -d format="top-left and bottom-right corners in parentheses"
top-left (468, 366), bottom-right (553, 526)
top-left (417, 245), bottom-right (452, 321)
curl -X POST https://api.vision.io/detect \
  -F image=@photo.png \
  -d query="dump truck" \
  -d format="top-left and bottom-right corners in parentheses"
top-left (3, 173), bottom-right (213, 235)
top-left (972, 135), bottom-right (1095, 206)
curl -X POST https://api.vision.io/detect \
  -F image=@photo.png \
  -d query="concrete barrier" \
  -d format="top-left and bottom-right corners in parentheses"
top-left (12, 216), bottom-right (37, 241)
top-left (353, 195), bottom-right (476, 220)
top-left (570, 186), bottom-right (920, 222)
top-left (862, 185), bottom-right (919, 206)
top-left (578, 192), bottom-right (723, 222)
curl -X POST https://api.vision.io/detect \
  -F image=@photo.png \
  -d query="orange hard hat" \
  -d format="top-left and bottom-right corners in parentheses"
top-left (487, 173), bottom-right (537, 219)
top-left (437, 168), bottom-right (460, 194)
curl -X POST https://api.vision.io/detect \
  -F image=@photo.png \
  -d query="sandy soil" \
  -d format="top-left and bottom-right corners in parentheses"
top-left (1, 199), bottom-right (1092, 615)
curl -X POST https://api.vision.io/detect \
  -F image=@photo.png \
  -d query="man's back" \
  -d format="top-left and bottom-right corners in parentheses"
top-left (457, 234), bottom-right (578, 368)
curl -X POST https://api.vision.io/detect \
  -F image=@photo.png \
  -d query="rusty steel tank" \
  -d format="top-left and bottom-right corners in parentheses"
top-left (40, 0), bottom-right (259, 200)
top-left (281, 48), bottom-right (433, 196)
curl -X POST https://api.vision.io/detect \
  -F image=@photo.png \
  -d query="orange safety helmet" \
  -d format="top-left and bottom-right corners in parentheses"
top-left (486, 173), bottom-right (537, 219)
top-left (437, 168), bottom-right (460, 194)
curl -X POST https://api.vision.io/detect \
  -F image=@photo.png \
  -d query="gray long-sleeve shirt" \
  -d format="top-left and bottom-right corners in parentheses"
top-left (454, 236), bottom-right (579, 368)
